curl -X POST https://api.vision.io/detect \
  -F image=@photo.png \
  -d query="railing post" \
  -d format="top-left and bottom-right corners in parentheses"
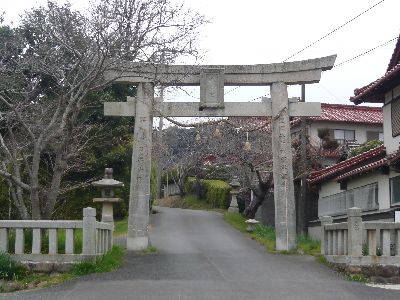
top-left (32, 228), bottom-right (41, 254)
top-left (65, 229), bottom-right (74, 254)
top-left (338, 230), bottom-right (343, 255)
top-left (102, 215), bottom-right (113, 252)
top-left (347, 207), bottom-right (362, 257)
top-left (48, 229), bottom-right (58, 254)
top-left (319, 216), bottom-right (333, 255)
top-left (381, 229), bottom-right (391, 256)
top-left (397, 229), bottom-right (400, 256)
top-left (15, 229), bottom-right (24, 254)
top-left (82, 207), bottom-right (97, 258)
top-left (367, 229), bottom-right (377, 256)
top-left (0, 228), bottom-right (8, 253)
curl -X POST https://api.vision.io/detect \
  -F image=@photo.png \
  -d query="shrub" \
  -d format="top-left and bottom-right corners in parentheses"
top-left (0, 252), bottom-right (28, 280)
top-left (185, 177), bottom-right (231, 209)
top-left (349, 140), bottom-right (383, 158)
top-left (202, 180), bottom-right (231, 208)
top-left (317, 128), bottom-right (330, 140)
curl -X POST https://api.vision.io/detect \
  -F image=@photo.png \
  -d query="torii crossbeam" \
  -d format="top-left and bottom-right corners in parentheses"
top-left (104, 55), bottom-right (336, 251)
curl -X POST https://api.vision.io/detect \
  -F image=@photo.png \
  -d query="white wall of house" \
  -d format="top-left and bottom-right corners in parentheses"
top-left (308, 122), bottom-right (383, 147)
top-left (384, 84), bottom-right (400, 154)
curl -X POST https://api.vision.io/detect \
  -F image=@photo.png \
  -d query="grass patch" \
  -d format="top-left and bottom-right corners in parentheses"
top-left (71, 245), bottom-right (124, 276)
top-left (114, 218), bottom-right (128, 236)
top-left (297, 234), bottom-right (320, 256)
top-left (0, 252), bottom-right (29, 280)
top-left (223, 212), bottom-right (277, 253)
top-left (224, 212), bottom-right (320, 256)
top-left (137, 245), bottom-right (158, 255)
top-left (345, 273), bottom-right (369, 283)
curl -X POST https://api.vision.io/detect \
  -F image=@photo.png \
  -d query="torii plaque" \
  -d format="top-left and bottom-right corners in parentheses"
top-left (104, 55), bottom-right (336, 251)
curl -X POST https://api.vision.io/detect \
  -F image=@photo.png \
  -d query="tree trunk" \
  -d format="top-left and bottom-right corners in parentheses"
top-left (42, 153), bottom-right (66, 219)
top-left (30, 145), bottom-right (42, 220)
top-left (243, 170), bottom-right (272, 219)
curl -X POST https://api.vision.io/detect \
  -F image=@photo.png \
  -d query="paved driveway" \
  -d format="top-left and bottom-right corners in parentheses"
top-left (1, 207), bottom-right (399, 299)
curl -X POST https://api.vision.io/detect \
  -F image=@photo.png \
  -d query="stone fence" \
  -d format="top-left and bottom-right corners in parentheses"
top-left (0, 207), bottom-right (113, 272)
top-left (320, 207), bottom-right (400, 266)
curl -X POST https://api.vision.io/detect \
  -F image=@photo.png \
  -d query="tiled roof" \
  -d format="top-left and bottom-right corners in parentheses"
top-left (388, 34), bottom-right (400, 71)
top-left (308, 145), bottom-right (386, 185)
top-left (351, 34), bottom-right (400, 104)
top-left (350, 63), bottom-right (400, 104)
top-left (335, 157), bottom-right (388, 182)
top-left (291, 103), bottom-right (383, 126)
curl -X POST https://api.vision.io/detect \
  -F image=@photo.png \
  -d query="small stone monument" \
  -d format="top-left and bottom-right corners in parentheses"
top-left (228, 176), bottom-right (241, 213)
top-left (92, 168), bottom-right (124, 222)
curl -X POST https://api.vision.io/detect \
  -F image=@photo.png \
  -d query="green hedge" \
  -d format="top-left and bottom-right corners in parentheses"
top-left (185, 177), bottom-right (231, 209)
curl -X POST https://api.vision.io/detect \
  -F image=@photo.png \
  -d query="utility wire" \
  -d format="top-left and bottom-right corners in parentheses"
top-left (334, 36), bottom-right (397, 68)
top-left (282, 0), bottom-right (386, 62)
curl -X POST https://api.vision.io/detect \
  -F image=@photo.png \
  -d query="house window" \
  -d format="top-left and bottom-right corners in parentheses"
top-left (390, 176), bottom-right (400, 205)
top-left (333, 129), bottom-right (355, 144)
top-left (319, 182), bottom-right (378, 216)
top-left (392, 96), bottom-right (400, 137)
top-left (367, 131), bottom-right (384, 141)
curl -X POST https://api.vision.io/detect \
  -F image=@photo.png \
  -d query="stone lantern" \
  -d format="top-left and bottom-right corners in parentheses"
top-left (92, 168), bottom-right (124, 223)
top-left (245, 219), bottom-right (259, 232)
top-left (228, 176), bottom-right (241, 213)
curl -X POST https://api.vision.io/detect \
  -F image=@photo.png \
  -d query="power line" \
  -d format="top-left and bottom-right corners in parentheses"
top-left (334, 36), bottom-right (397, 68)
top-left (224, 86), bottom-right (241, 95)
top-left (282, 0), bottom-right (386, 62)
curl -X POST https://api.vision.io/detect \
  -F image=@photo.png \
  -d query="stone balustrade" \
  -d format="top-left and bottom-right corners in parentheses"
top-left (0, 207), bottom-right (113, 270)
top-left (320, 207), bottom-right (400, 266)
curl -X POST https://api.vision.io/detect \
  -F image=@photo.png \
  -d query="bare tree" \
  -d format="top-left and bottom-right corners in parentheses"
top-left (153, 119), bottom-right (274, 200)
top-left (0, 0), bottom-right (206, 219)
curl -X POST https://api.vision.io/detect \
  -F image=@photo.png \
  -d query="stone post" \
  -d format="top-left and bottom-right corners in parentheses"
top-left (271, 82), bottom-right (296, 251)
top-left (127, 82), bottom-right (154, 250)
top-left (347, 207), bottom-right (362, 257)
top-left (82, 207), bottom-right (97, 258)
top-left (319, 216), bottom-right (333, 255)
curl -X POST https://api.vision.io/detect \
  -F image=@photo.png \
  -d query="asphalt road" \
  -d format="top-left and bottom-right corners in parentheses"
top-left (2, 207), bottom-right (399, 300)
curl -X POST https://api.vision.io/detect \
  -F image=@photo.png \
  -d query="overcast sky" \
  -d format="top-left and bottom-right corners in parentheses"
top-left (2, 0), bottom-right (399, 105)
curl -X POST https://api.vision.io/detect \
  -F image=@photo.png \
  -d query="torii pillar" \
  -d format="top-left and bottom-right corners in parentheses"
top-left (104, 55), bottom-right (336, 251)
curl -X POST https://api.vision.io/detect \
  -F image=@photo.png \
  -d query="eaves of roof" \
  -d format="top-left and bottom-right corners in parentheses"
top-left (351, 63), bottom-right (400, 104)
top-left (308, 145), bottom-right (386, 185)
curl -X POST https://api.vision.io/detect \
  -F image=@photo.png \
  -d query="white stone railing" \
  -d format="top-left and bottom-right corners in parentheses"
top-left (0, 207), bottom-right (113, 265)
top-left (320, 207), bottom-right (400, 266)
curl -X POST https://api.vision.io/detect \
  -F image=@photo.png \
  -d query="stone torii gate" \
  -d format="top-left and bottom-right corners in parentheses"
top-left (104, 55), bottom-right (336, 251)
